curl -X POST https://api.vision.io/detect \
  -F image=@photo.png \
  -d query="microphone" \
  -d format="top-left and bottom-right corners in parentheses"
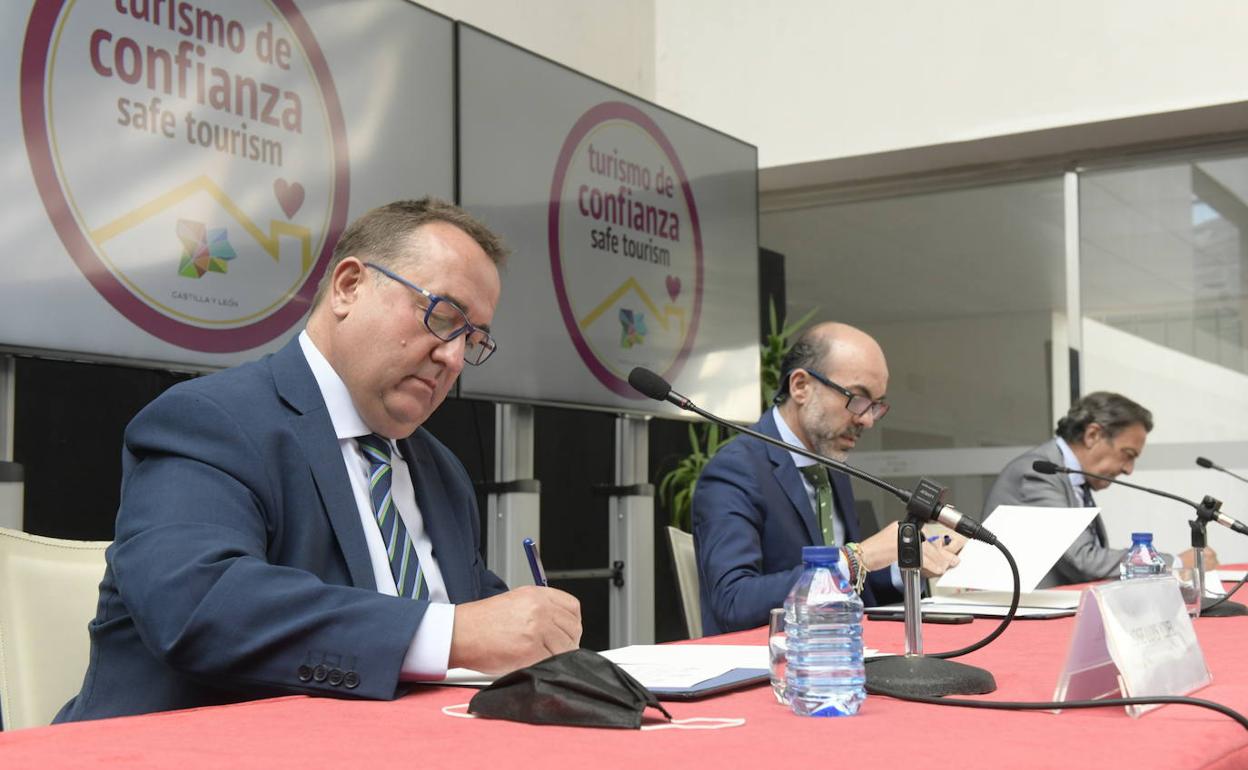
top-left (628, 367), bottom-right (996, 544)
top-left (1196, 456), bottom-right (1248, 485)
top-left (1032, 460), bottom-right (1248, 536)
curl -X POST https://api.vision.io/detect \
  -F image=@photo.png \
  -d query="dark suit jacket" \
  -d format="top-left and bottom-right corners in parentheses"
top-left (56, 337), bottom-right (506, 722)
top-left (692, 410), bottom-right (901, 635)
top-left (982, 438), bottom-right (1131, 587)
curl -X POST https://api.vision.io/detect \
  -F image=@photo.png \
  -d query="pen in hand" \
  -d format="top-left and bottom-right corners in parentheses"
top-left (523, 537), bottom-right (548, 587)
top-left (927, 534), bottom-right (953, 547)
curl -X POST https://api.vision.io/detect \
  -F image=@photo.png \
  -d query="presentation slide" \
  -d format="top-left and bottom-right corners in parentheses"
top-left (457, 26), bottom-right (760, 421)
top-left (2, 0), bottom-right (454, 367)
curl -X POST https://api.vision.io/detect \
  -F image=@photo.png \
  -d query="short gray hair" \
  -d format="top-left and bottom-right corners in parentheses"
top-left (1056, 391), bottom-right (1153, 442)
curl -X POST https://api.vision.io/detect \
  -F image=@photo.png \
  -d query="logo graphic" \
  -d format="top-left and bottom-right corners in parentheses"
top-left (176, 220), bottom-right (237, 278)
top-left (619, 308), bottom-right (646, 348)
top-left (548, 102), bottom-right (703, 397)
top-left (21, 0), bottom-right (349, 352)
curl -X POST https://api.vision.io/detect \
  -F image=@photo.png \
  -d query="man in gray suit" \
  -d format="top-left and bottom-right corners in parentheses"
top-left (984, 392), bottom-right (1214, 587)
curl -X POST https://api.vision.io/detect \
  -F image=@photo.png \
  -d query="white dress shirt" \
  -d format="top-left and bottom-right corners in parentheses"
top-left (299, 332), bottom-right (455, 680)
top-left (773, 406), bottom-right (902, 589)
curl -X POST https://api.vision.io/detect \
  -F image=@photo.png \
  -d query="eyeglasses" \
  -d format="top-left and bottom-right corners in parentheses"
top-left (365, 262), bottom-right (497, 366)
top-left (800, 368), bottom-right (890, 420)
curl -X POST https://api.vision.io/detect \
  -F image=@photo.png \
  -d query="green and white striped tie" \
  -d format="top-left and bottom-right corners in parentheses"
top-left (357, 434), bottom-right (428, 600)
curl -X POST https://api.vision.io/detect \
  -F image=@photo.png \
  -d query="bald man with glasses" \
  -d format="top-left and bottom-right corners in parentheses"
top-left (692, 322), bottom-right (960, 635)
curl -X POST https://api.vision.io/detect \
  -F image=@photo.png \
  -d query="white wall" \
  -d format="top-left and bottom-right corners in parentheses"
top-left (653, 0), bottom-right (1248, 170)
top-left (1084, 319), bottom-right (1248, 562)
top-left (416, 0), bottom-right (656, 100)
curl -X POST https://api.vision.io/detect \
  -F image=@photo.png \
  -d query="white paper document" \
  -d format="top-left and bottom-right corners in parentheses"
top-left (935, 504), bottom-right (1100, 592)
top-left (445, 643), bottom-right (883, 689)
top-left (1204, 569), bottom-right (1247, 596)
top-left (865, 598), bottom-right (1076, 619)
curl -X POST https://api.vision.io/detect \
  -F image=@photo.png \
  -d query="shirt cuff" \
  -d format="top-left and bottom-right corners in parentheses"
top-left (399, 603), bottom-right (455, 681)
top-left (889, 562), bottom-right (903, 592)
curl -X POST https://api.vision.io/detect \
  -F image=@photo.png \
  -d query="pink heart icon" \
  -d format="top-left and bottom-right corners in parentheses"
top-left (274, 179), bottom-right (305, 219)
top-left (665, 275), bottom-right (681, 302)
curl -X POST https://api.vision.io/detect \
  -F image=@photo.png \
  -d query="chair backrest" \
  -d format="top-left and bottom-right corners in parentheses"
top-left (665, 526), bottom-right (702, 639)
top-left (0, 526), bottom-right (109, 730)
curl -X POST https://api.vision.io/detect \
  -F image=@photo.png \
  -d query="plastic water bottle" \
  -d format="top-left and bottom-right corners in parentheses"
top-left (784, 545), bottom-right (865, 717)
top-left (1119, 532), bottom-right (1168, 579)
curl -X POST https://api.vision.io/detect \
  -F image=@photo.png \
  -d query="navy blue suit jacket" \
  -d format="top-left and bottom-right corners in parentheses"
top-left (56, 337), bottom-right (507, 722)
top-left (692, 410), bottom-right (901, 635)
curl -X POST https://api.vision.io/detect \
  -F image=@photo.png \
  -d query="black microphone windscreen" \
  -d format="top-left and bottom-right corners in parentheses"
top-left (628, 367), bottom-right (670, 402)
top-left (1196, 457), bottom-right (1214, 469)
top-left (1032, 460), bottom-right (1061, 475)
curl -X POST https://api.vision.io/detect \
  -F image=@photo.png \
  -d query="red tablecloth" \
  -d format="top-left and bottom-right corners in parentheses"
top-left (3, 611), bottom-right (1248, 769)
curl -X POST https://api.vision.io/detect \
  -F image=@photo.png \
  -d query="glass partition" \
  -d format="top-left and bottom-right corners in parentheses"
top-left (761, 176), bottom-right (1067, 524)
top-left (1080, 156), bottom-right (1248, 562)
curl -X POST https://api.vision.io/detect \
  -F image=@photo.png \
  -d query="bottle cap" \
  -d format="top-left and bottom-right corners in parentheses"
top-left (801, 545), bottom-right (840, 565)
top-left (1131, 532), bottom-right (1153, 544)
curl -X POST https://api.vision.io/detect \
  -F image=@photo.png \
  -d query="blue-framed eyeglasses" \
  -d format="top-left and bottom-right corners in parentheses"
top-left (800, 368), bottom-right (889, 420)
top-left (365, 262), bottom-right (497, 366)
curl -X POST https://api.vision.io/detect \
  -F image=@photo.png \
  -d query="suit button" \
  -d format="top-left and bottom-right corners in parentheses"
top-left (343, 671), bottom-right (360, 689)
top-left (297, 665), bottom-right (313, 682)
top-left (328, 668), bottom-right (344, 686)
top-left (313, 665), bottom-right (329, 682)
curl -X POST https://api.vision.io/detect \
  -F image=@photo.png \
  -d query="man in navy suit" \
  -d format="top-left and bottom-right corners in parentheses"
top-left (57, 198), bottom-right (581, 722)
top-left (693, 322), bottom-right (960, 635)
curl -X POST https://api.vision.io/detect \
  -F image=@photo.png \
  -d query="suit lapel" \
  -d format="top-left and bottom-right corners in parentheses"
top-left (272, 338), bottom-right (377, 591)
top-left (400, 433), bottom-right (472, 603)
top-left (759, 412), bottom-right (822, 546)
top-left (1045, 439), bottom-right (1107, 546)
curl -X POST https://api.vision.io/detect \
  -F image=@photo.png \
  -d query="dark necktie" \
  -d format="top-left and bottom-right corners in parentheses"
top-left (357, 434), bottom-right (428, 600)
top-left (1080, 481), bottom-right (1108, 546)
top-left (799, 465), bottom-right (836, 546)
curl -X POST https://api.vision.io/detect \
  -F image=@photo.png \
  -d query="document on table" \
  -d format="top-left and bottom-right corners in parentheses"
top-left (864, 597), bottom-right (1077, 619)
top-left (444, 643), bottom-right (884, 689)
top-left (935, 504), bottom-right (1100, 592)
top-left (1204, 570), bottom-right (1248, 596)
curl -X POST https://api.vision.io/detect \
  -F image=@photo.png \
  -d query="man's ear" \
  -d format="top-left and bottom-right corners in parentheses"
top-left (329, 258), bottom-right (366, 319)
top-left (1083, 422), bottom-right (1105, 447)
top-left (788, 370), bottom-right (811, 405)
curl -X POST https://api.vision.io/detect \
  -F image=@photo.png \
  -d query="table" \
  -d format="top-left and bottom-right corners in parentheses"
top-left (3, 611), bottom-right (1248, 769)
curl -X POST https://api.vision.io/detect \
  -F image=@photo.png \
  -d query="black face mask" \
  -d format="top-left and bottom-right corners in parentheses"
top-left (468, 648), bottom-right (672, 729)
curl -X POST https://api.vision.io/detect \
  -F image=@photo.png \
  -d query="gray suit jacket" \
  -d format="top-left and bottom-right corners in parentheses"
top-left (983, 439), bottom-right (1127, 587)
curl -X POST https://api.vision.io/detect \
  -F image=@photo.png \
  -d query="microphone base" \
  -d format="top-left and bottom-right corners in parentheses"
top-left (864, 655), bottom-right (996, 697)
top-left (1201, 598), bottom-right (1248, 617)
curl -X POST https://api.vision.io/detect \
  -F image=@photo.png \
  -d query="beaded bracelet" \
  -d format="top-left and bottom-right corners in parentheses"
top-left (843, 542), bottom-right (868, 595)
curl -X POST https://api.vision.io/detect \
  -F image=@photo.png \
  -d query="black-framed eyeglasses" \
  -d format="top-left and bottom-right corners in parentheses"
top-left (365, 262), bottom-right (497, 366)
top-left (800, 368), bottom-right (890, 420)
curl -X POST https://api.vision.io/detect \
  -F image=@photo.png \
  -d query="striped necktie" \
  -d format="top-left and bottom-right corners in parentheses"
top-left (799, 465), bottom-right (836, 546)
top-left (357, 434), bottom-right (428, 600)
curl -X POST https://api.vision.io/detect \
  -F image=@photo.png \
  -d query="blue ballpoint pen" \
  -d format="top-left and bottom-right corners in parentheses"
top-left (523, 537), bottom-right (548, 587)
top-left (926, 534), bottom-right (953, 546)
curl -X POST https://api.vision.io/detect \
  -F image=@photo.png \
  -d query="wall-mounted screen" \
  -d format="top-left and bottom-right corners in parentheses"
top-left (2, 0), bottom-right (454, 367)
top-left (457, 25), bottom-right (760, 421)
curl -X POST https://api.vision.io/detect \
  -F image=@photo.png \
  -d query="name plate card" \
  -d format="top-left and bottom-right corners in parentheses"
top-left (1053, 576), bottom-right (1211, 717)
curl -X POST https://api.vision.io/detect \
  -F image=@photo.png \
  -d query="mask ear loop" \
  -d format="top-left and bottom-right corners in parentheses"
top-left (641, 717), bottom-right (746, 731)
top-left (441, 703), bottom-right (475, 718)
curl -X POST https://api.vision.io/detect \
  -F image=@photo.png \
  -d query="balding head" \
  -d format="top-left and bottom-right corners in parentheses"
top-left (776, 321), bottom-right (889, 460)
top-left (776, 322), bottom-right (888, 404)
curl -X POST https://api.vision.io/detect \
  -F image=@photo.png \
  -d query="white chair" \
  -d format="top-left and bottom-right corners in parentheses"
top-left (665, 526), bottom-right (702, 639)
top-left (0, 527), bottom-right (109, 730)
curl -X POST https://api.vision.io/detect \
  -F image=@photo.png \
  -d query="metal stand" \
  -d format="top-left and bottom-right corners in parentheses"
top-left (606, 414), bottom-right (654, 648)
top-left (484, 404), bottom-right (542, 589)
top-left (865, 479), bottom-right (996, 696)
top-left (1192, 497), bottom-right (1248, 617)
